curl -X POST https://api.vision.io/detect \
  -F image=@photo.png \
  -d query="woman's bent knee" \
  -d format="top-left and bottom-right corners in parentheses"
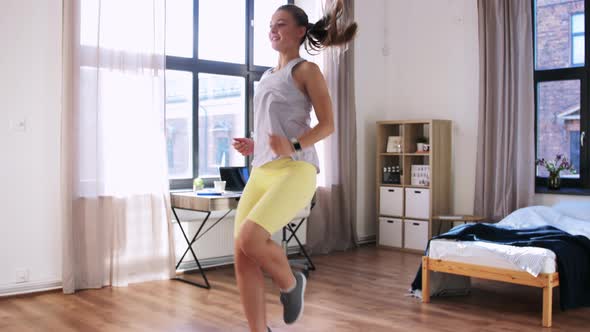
top-left (237, 237), bottom-right (262, 260)
top-left (236, 221), bottom-right (269, 260)
top-left (234, 246), bottom-right (253, 273)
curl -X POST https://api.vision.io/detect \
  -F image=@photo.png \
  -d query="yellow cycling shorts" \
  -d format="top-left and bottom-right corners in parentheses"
top-left (234, 158), bottom-right (317, 237)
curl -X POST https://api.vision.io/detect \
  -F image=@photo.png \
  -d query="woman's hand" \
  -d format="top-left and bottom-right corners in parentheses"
top-left (268, 134), bottom-right (294, 157)
top-left (232, 138), bottom-right (254, 156)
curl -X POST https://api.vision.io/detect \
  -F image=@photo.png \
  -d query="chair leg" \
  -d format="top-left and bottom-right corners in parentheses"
top-left (542, 284), bottom-right (553, 327)
top-left (282, 216), bottom-right (315, 270)
top-left (422, 256), bottom-right (430, 303)
top-left (287, 224), bottom-right (315, 271)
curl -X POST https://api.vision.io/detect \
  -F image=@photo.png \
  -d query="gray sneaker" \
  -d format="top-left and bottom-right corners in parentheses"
top-left (279, 271), bottom-right (307, 324)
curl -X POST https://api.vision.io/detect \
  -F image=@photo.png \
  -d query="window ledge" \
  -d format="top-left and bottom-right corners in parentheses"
top-left (535, 186), bottom-right (590, 196)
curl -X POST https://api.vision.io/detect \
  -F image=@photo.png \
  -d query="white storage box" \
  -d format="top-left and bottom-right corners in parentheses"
top-left (405, 188), bottom-right (430, 219)
top-left (404, 219), bottom-right (428, 251)
top-left (379, 186), bottom-right (403, 217)
top-left (378, 217), bottom-right (402, 247)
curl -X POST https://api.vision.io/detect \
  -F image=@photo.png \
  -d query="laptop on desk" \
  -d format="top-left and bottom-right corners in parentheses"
top-left (219, 166), bottom-right (249, 193)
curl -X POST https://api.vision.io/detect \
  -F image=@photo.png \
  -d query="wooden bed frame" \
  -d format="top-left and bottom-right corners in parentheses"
top-left (421, 256), bottom-right (560, 327)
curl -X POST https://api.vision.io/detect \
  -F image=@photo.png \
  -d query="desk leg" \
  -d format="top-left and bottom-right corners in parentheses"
top-left (172, 207), bottom-right (211, 289)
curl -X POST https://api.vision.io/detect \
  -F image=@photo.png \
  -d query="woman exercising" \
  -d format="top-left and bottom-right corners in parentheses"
top-left (232, 2), bottom-right (357, 331)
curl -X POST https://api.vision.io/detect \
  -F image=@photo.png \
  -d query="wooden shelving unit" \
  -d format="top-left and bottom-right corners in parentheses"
top-left (376, 120), bottom-right (452, 253)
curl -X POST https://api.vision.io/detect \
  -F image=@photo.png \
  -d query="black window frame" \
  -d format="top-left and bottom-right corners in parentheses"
top-left (166, 0), bottom-right (293, 190)
top-left (533, 0), bottom-right (590, 191)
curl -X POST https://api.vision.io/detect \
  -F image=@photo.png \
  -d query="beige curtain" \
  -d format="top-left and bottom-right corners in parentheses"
top-left (61, 0), bottom-right (175, 294)
top-left (475, 0), bottom-right (535, 220)
top-left (307, 0), bottom-right (358, 254)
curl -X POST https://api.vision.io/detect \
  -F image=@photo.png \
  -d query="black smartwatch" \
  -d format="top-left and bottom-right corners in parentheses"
top-left (290, 137), bottom-right (302, 152)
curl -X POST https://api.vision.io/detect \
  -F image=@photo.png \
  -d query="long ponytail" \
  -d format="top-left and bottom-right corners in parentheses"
top-left (278, 0), bottom-right (358, 54)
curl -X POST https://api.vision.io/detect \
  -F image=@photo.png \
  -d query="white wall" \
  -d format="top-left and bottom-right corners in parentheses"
top-left (384, 0), bottom-right (479, 216)
top-left (354, 0), bottom-right (388, 240)
top-left (354, 0), bottom-right (480, 239)
top-left (534, 194), bottom-right (590, 206)
top-left (0, 0), bottom-right (63, 294)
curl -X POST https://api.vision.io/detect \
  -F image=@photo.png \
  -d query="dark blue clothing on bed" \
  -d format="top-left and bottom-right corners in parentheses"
top-left (410, 223), bottom-right (590, 310)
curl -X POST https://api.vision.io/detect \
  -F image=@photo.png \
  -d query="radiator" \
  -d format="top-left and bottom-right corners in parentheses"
top-left (173, 209), bottom-right (308, 269)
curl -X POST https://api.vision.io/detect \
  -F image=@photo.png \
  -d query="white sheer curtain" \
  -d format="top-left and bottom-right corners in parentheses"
top-left (61, 0), bottom-right (175, 294)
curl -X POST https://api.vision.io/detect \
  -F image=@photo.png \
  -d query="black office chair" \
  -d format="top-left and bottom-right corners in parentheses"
top-left (281, 194), bottom-right (316, 278)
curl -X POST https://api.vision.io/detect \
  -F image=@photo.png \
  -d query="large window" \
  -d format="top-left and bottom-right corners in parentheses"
top-left (572, 12), bottom-right (585, 65)
top-left (534, 0), bottom-right (589, 189)
top-left (165, 0), bottom-right (292, 188)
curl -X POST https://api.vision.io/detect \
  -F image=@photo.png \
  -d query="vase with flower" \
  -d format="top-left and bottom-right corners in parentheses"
top-left (535, 154), bottom-right (576, 190)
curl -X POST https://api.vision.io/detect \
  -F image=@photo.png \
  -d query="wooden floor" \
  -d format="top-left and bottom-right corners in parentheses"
top-left (1, 247), bottom-right (589, 331)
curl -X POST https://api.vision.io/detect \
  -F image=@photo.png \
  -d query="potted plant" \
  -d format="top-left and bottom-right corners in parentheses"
top-left (535, 154), bottom-right (576, 190)
top-left (193, 177), bottom-right (205, 191)
top-left (416, 136), bottom-right (428, 153)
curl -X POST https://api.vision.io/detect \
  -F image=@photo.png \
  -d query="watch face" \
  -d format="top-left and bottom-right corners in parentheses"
top-left (290, 138), bottom-right (302, 151)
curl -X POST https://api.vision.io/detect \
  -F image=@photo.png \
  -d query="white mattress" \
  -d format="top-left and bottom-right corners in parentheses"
top-left (429, 239), bottom-right (557, 276)
top-left (427, 205), bottom-right (590, 278)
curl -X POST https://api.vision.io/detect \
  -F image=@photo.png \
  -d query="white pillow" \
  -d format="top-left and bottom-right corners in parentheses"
top-left (552, 201), bottom-right (590, 221)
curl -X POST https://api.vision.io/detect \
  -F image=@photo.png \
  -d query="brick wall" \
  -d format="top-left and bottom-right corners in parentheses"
top-left (536, 0), bottom-right (583, 175)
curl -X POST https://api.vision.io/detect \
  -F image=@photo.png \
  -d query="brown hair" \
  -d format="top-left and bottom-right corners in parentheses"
top-left (277, 0), bottom-right (358, 54)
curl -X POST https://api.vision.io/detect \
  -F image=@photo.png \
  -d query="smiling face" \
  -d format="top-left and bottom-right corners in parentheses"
top-left (269, 10), bottom-right (306, 53)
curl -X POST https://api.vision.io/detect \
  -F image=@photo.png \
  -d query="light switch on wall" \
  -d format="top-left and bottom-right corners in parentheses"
top-left (15, 269), bottom-right (29, 283)
top-left (9, 118), bottom-right (27, 132)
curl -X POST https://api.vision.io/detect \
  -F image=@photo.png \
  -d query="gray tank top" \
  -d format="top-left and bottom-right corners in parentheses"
top-left (251, 57), bottom-right (320, 173)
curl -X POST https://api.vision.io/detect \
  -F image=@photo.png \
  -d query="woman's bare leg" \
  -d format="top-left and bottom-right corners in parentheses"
top-left (236, 220), bottom-right (296, 291)
top-left (234, 243), bottom-right (268, 332)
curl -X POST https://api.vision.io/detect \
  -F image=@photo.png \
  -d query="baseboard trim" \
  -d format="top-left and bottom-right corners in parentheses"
top-left (178, 255), bottom-right (234, 271)
top-left (357, 234), bottom-right (376, 245)
top-left (178, 246), bottom-right (303, 271)
top-left (0, 244), bottom-right (327, 296)
top-left (0, 280), bottom-right (62, 297)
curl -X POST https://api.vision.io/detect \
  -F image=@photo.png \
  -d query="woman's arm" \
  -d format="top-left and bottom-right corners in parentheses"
top-left (232, 137), bottom-right (254, 156)
top-left (268, 61), bottom-right (334, 156)
top-left (295, 61), bottom-right (335, 148)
